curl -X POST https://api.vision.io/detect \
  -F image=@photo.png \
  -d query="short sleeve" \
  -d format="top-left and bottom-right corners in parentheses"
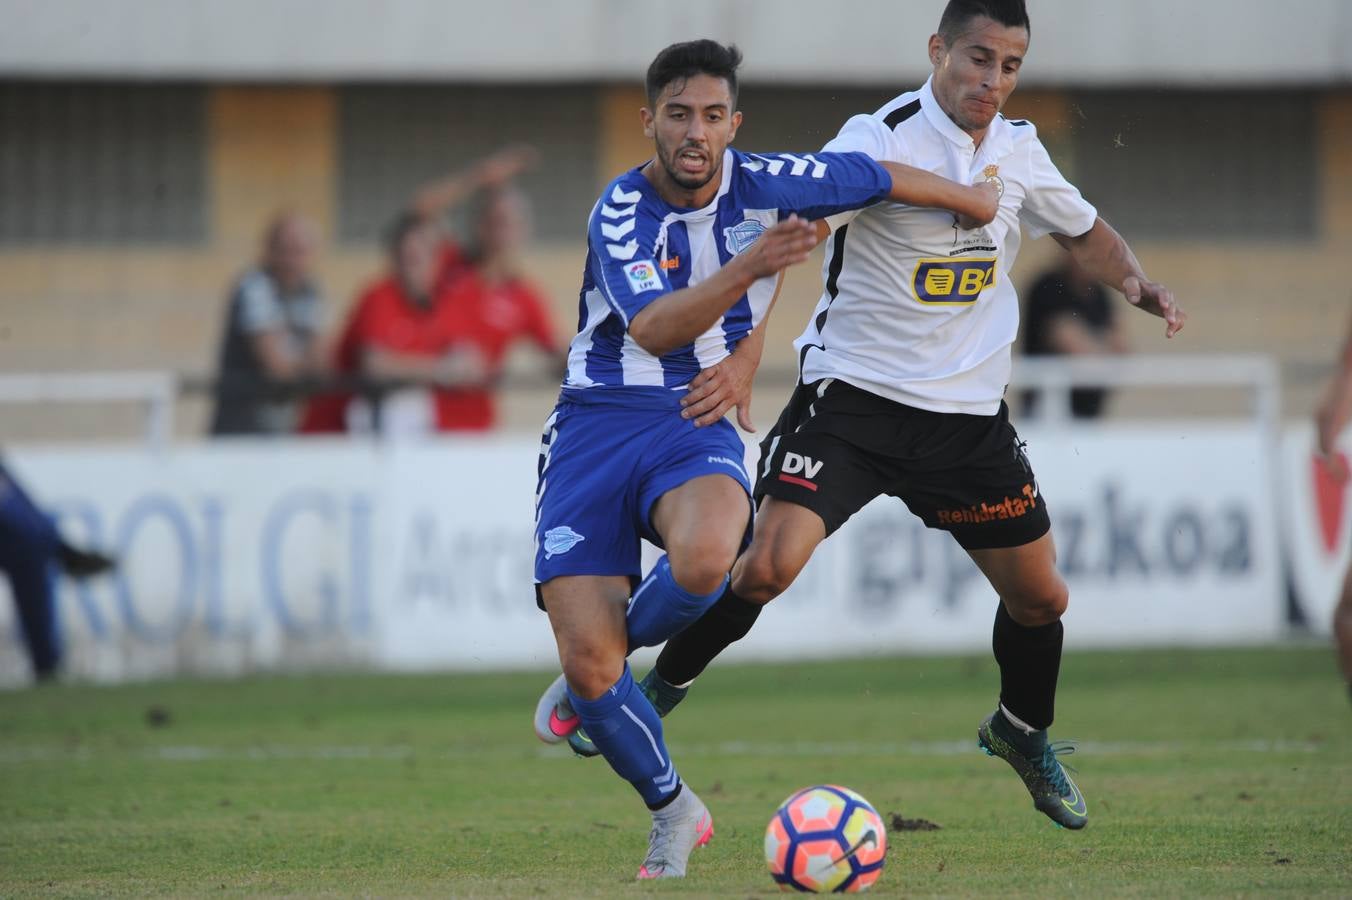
top-left (822, 113), bottom-right (896, 160)
top-left (587, 184), bottom-right (674, 327)
top-left (1019, 129), bottom-right (1098, 241)
top-left (819, 114), bottom-right (902, 230)
top-left (734, 150), bottom-right (892, 224)
top-left (235, 272), bottom-right (284, 333)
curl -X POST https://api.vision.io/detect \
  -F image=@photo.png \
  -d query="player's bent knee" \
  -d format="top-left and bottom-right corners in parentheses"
top-left (1007, 582), bottom-right (1069, 626)
top-left (667, 543), bottom-right (738, 597)
top-left (559, 643), bottom-right (625, 701)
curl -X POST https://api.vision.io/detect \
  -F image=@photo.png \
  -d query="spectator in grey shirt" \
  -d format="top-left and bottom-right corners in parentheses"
top-left (210, 213), bottom-right (328, 435)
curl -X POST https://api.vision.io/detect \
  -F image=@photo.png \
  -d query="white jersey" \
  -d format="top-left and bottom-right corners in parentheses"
top-left (795, 76), bottom-right (1098, 415)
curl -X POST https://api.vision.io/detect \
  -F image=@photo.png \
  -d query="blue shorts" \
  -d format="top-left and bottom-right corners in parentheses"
top-left (533, 386), bottom-right (752, 586)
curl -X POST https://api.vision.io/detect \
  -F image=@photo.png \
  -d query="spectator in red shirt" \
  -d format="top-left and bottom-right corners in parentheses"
top-left (304, 147), bottom-right (561, 434)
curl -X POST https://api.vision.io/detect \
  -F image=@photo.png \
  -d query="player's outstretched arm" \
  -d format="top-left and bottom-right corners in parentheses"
top-left (878, 161), bottom-right (999, 226)
top-left (1053, 218), bottom-right (1186, 339)
top-left (629, 216), bottom-right (817, 357)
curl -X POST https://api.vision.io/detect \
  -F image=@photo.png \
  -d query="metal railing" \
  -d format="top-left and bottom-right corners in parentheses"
top-left (0, 371), bottom-right (176, 450)
top-left (1013, 354), bottom-right (1282, 432)
top-left (0, 354), bottom-right (1286, 449)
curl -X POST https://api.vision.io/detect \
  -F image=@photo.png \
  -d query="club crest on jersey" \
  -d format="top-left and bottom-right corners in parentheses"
top-left (723, 218), bottom-right (766, 255)
top-left (543, 526), bottom-right (586, 559)
top-left (913, 257), bottom-right (996, 304)
top-left (982, 164), bottom-right (1006, 200)
top-left (624, 260), bottom-right (662, 295)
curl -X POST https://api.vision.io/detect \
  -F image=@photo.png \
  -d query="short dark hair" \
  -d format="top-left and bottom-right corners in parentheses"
top-left (384, 210), bottom-right (431, 256)
top-left (645, 39), bottom-right (742, 108)
top-left (937, 0), bottom-right (1030, 45)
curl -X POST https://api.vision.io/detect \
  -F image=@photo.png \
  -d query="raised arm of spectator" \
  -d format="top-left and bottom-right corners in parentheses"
top-left (1053, 218), bottom-right (1185, 339)
top-left (410, 144), bottom-right (540, 220)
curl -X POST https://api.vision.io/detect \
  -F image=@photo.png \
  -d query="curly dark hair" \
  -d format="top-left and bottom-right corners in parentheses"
top-left (645, 39), bottom-right (743, 108)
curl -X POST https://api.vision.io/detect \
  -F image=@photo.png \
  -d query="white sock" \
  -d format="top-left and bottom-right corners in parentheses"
top-left (999, 703), bottom-right (1038, 736)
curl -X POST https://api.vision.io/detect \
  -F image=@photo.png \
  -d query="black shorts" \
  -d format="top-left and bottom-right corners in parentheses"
top-left (754, 378), bottom-right (1050, 550)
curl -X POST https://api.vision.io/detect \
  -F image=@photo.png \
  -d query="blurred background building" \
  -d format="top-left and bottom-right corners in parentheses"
top-left (1, 0), bottom-right (1349, 441)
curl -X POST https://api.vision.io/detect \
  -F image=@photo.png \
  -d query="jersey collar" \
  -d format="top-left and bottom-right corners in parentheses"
top-left (919, 76), bottom-right (1012, 160)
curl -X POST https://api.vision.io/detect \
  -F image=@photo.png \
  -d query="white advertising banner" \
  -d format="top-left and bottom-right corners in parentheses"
top-left (0, 424), bottom-right (1286, 686)
top-left (729, 424), bottom-right (1284, 662)
top-left (1278, 425), bottom-right (1351, 636)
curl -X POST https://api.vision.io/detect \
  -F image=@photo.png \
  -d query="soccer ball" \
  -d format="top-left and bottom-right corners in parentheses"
top-left (764, 785), bottom-right (888, 893)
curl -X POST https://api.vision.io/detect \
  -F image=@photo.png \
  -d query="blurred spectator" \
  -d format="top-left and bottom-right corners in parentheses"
top-left (0, 459), bottom-right (115, 682)
top-left (1020, 256), bottom-right (1129, 419)
top-left (210, 213), bottom-right (328, 436)
top-left (303, 148), bottom-right (562, 435)
top-left (1314, 309), bottom-right (1352, 704)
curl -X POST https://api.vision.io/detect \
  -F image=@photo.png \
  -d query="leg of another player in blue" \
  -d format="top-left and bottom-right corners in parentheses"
top-left (566, 663), bottom-right (679, 805)
top-left (0, 466), bottom-right (64, 679)
top-left (626, 554), bottom-right (728, 650)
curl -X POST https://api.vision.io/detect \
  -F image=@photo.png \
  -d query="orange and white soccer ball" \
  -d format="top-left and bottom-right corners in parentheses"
top-left (764, 785), bottom-right (888, 893)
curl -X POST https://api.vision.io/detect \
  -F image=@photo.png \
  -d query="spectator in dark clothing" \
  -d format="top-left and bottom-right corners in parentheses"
top-left (210, 213), bottom-right (328, 435)
top-left (1021, 256), bottom-right (1129, 419)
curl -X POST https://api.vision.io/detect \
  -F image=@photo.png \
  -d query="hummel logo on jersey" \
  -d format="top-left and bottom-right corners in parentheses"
top-left (624, 260), bottom-right (662, 295)
top-left (543, 526), bottom-right (586, 559)
top-left (739, 153), bottom-right (829, 178)
top-left (724, 219), bottom-right (766, 255)
top-left (603, 184), bottom-right (641, 260)
top-left (706, 455), bottom-right (748, 479)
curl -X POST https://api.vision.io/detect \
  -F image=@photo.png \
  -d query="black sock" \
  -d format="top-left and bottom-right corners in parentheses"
top-left (647, 781), bottom-right (683, 812)
top-left (991, 602), bottom-right (1063, 732)
top-left (654, 586), bottom-right (763, 686)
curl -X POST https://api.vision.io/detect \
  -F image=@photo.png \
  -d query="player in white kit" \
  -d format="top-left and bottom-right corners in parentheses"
top-left (621, 0), bottom-right (1187, 831)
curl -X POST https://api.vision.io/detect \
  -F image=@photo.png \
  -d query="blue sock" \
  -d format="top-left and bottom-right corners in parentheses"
top-left (626, 554), bottom-right (728, 650)
top-left (567, 664), bottom-right (680, 808)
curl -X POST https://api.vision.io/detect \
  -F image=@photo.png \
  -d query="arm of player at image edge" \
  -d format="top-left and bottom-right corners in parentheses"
top-left (627, 215), bottom-right (819, 358)
top-left (878, 161), bottom-right (999, 227)
top-left (1052, 217), bottom-right (1186, 339)
top-left (681, 271), bottom-right (788, 431)
top-left (1315, 310), bottom-right (1352, 481)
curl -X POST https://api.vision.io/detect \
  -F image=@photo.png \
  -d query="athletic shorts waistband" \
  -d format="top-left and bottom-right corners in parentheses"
top-left (559, 384), bottom-right (686, 411)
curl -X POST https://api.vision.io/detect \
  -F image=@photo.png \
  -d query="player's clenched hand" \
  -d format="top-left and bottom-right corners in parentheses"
top-left (682, 350), bottom-right (758, 430)
top-left (1124, 275), bottom-right (1186, 338)
top-left (735, 215), bottom-right (818, 281)
top-left (957, 180), bottom-right (1000, 230)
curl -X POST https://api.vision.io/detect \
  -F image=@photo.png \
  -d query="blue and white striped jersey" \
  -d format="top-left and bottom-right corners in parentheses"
top-left (564, 148), bottom-right (892, 390)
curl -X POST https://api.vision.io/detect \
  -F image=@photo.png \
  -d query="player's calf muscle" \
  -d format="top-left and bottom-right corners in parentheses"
top-left (542, 577), bottom-right (628, 699)
top-left (732, 544), bottom-right (806, 605)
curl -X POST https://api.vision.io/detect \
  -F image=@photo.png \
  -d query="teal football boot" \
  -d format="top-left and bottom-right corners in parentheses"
top-left (978, 711), bottom-right (1088, 829)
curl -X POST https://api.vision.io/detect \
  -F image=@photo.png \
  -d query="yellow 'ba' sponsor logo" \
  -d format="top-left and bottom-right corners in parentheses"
top-left (913, 257), bottom-right (997, 304)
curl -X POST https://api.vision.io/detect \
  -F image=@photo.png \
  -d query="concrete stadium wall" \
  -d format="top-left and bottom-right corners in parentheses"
top-left (1, 84), bottom-right (1350, 441)
top-left (2, 0), bottom-right (1350, 85)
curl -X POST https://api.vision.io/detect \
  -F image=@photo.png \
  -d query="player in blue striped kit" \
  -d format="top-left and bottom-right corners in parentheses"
top-left (530, 39), bottom-right (997, 880)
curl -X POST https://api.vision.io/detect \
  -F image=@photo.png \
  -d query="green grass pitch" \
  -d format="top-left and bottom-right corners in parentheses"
top-left (2, 646), bottom-right (1349, 897)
